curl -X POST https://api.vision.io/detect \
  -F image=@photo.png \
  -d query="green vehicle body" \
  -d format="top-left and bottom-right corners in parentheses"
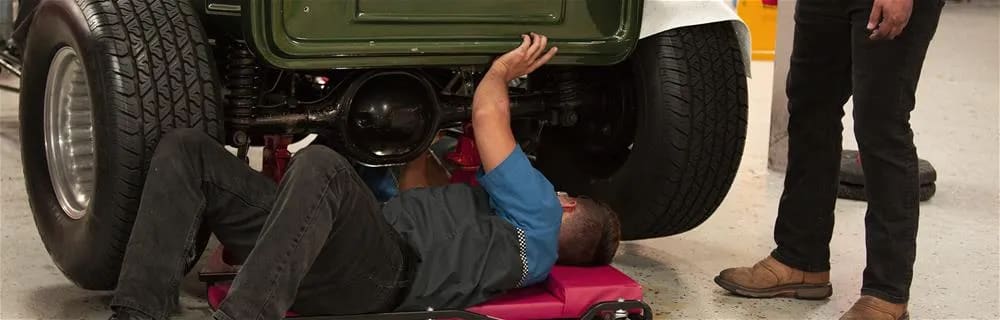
top-left (199, 0), bottom-right (642, 69)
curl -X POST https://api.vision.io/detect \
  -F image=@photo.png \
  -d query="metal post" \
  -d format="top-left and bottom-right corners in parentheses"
top-left (767, 0), bottom-right (796, 172)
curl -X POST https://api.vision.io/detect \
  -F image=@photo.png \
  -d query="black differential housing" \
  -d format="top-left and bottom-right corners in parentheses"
top-left (336, 71), bottom-right (441, 166)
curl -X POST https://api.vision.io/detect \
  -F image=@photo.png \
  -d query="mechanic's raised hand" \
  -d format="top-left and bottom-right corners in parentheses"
top-left (868, 0), bottom-right (913, 40)
top-left (490, 33), bottom-right (558, 82)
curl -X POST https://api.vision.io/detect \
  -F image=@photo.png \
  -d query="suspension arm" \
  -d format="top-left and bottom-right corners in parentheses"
top-left (439, 94), bottom-right (548, 124)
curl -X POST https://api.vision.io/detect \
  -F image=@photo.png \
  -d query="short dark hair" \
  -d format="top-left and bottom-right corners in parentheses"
top-left (557, 198), bottom-right (621, 266)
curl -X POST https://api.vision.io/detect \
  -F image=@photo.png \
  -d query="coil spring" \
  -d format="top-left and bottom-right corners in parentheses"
top-left (551, 71), bottom-right (586, 126)
top-left (225, 42), bottom-right (259, 125)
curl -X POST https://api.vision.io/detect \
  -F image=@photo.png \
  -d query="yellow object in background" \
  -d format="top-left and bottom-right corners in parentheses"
top-left (737, 0), bottom-right (778, 61)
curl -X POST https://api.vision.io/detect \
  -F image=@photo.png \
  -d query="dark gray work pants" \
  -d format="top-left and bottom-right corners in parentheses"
top-left (111, 129), bottom-right (410, 320)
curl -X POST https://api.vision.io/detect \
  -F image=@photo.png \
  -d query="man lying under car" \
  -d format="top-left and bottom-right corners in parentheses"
top-left (108, 33), bottom-right (622, 320)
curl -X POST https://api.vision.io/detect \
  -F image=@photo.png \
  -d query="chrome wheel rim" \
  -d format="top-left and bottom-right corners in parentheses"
top-left (44, 47), bottom-right (96, 220)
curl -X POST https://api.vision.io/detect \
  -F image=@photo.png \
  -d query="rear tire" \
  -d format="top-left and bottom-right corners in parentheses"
top-left (20, 0), bottom-right (220, 289)
top-left (537, 22), bottom-right (748, 240)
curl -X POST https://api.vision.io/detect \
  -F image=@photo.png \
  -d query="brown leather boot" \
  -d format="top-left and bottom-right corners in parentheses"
top-left (840, 296), bottom-right (909, 320)
top-left (714, 256), bottom-right (832, 299)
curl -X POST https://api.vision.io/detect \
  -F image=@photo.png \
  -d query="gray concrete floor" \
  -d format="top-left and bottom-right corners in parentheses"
top-left (2, 3), bottom-right (998, 319)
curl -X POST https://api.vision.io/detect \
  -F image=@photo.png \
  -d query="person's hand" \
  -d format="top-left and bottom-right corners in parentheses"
top-left (868, 0), bottom-right (913, 40)
top-left (489, 33), bottom-right (558, 82)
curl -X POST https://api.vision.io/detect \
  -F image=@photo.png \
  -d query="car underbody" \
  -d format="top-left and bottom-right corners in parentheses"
top-left (2, 0), bottom-right (751, 291)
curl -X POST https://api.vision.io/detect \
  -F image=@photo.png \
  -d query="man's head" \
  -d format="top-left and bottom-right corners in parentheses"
top-left (556, 194), bottom-right (621, 266)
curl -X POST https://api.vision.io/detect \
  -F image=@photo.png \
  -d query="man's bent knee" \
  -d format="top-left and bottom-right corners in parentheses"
top-left (292, 145), bottom-right (352, 173)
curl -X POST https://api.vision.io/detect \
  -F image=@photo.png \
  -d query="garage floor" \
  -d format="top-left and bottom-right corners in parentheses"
top-left (2, 3), bottom-right (997, 319)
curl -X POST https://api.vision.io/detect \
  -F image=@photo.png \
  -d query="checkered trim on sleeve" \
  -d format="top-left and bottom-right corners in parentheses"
top-left (515, 227), bottom-right (528, 288)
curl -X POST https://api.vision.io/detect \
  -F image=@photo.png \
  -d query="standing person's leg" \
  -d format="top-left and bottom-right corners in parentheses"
top-left (770, 0), bottom-right (854, 272)
top-left (716, 0), bottom-right (852, 299)
top-left (111, 129), bottom-right (277, 320)
top-left (215, 145), bottom-right (409, 320)
top-left (848, 0), bottom-right (943, 305)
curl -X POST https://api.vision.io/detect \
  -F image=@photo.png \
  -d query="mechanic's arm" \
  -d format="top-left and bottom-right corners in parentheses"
top-left (472, 35), bottom-right (562, 285)
top-left (473, 33), bottom-right (557, 172)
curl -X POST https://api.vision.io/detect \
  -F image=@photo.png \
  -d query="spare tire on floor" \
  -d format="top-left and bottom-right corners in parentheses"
top-left (838, 150), bottom-right (938, 202)
top-left (838, 183), bottom-right (937, 202)
top-left (536, 22), bottom-right (748, 240)
top-left (19, 0), bottom-right (220, 290)
top-left (839, 150), bottom-right (937, 186)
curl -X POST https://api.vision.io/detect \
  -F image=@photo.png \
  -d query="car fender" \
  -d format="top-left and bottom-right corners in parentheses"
top-left (641, 0), bottom-right (752, 76)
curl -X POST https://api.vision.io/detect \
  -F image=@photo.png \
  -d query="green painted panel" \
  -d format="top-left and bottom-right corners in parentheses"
top-left (352, 0), bottom-right (564, 24)
top-left (247, 0), bottom-right (642, 69)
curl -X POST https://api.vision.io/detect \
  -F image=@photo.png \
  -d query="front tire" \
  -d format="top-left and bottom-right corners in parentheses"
top-left (20, 0), bottom-right (220, 289)
top-left (537, 22), bottom-right (748, 240)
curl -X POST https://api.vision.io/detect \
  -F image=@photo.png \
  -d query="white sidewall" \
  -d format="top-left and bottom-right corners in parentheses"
top-left (641, 0), bottom-right (753, 76)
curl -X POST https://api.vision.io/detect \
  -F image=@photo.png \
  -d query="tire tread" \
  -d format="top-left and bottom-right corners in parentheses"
top-left (617, 22), bottom-right (748, 239)
top-left (43, 0), bottom-right (222, 289)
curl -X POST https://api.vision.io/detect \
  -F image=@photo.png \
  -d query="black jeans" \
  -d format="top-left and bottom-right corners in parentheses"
top-left (771, 0), bottom-right (943, 304)
top-left (111, 129), bottom-right (410, 320)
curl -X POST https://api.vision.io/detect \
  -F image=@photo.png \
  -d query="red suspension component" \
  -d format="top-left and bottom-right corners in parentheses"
top-left (446, 124), bottom-right (482, 186)
top-left (262, 135), bottom-right (293, 182)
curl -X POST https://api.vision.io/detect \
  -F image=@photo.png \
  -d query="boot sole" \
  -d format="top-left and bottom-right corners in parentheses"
top-left (714, 276), bottom-right (833, 300)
